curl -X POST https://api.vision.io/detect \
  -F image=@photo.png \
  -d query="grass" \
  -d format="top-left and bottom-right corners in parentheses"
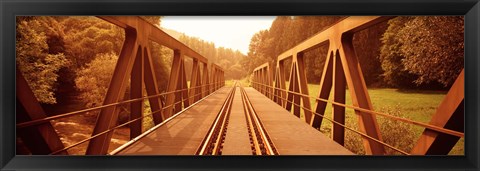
top-left (280, 81), bottom-right (463, 155)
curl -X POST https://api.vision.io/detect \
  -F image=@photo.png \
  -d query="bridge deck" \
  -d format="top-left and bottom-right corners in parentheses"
top-left (222, 87), bottom-right (252, 155)
top-left (244, 87), bottom-right (353, 155)
top-left (114, 86), bottom-right (352, 155)
top-left (116, 87), bottom-right (231, 155)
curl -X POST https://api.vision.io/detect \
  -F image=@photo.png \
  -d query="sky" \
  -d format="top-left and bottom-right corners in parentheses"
top-left (161, 16), bottom-right (276, 55)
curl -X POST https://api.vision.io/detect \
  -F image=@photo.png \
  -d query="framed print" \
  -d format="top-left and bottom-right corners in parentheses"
top-left (1, 0), bottom-right (479, 170)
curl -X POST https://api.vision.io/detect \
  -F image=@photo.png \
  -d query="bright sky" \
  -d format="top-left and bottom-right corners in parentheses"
top-left (161, 16), bottom-right (276, 55)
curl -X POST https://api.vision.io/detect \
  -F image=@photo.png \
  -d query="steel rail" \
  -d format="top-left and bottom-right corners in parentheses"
top-left (196, 84), bottom-right (236, 155)
top-left (240, 83), bottom-right (277, 155)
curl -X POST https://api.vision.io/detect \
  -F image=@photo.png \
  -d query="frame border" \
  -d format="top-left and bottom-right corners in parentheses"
top-left (1, 0), bottom-right (479, 170)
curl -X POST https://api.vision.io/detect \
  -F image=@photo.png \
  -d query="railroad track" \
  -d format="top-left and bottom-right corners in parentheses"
top-left (196, 82), bottom-right (277, 155)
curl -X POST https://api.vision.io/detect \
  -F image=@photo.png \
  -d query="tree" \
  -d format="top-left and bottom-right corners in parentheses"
top-left (380, 17), bottom-right (418, 88)
top-left (380, 16), bottom-right (464, 88)
top-left (75, 53), bottom-right (119, 108)
top-left (245, 30), bottom-right (271, 74)
top-left (353, 21), bottom-right (388, 87)
top-left (62, 17), bottom-right (125, 69)
top-left (16, 17), bottom-right (69, 104)
top-left (178, 34), bottom-right (247, 79)
top-left (398, 16), bottom-right (464, 87)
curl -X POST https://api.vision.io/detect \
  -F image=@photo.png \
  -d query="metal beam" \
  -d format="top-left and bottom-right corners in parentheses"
top-left (16, 68), bottom-right (67, 155)
top-left (410, 70), bottom-right (464, 155)
top-left (130, 45), bottom-right (144, 139)
top-left (338, 33), bottom-right (385, 155)
top-left (98, 16), bottom-right (208, 63)
top-left (86, 28), bottom-right (139, 155)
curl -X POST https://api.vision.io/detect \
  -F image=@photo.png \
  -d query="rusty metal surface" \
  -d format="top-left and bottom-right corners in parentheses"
top-left (17, 16), bottom-right (226, 155)
top-left (251, 16), bottom-right (464, 155)
top-left (87, 27), bottom-right (139, 155)
top-left (410, 70), bottom-right (464, 155)
top-left (85, 16), bottom-right (224, 155)
top-left (332, 51), bottom-right (346, 146)
top-left (130, 46), bottom-right (144, 139)
top-left (16, 68), bottom-right (67, 155)
top-left (98, 16), bottom-right (208, 63)
top-left (312, 51), bottom-right (334, 128)
top-left (252, 16), bottom-right (393, 155)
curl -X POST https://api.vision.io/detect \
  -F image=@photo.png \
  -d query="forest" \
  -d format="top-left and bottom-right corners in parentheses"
top-left (16, 16), bottom-right (464, 155)
top-left (242, 16), bottom-right (464, 89)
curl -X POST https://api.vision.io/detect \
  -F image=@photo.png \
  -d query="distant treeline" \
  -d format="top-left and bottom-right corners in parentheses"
top-left (175, 34), bottom-right (247, 80)
top-left (242, 16), bottom-right (464, 89)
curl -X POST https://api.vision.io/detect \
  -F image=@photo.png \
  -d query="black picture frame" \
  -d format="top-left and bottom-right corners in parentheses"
top-left (1, 0), bottom-right (479, 170)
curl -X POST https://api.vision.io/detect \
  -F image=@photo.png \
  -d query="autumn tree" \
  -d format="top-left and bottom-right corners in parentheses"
top-left (398, 16), bottom-right (464, 87)
top-left (75, 53), bottom-right (119, 108)
top-left (16, 17), bottom-right (69, 104)
top-left (380, 16), bottom-right (464, 88)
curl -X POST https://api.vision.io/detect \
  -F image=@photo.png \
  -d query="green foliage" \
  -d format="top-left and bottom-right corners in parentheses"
top-left (243, 16), bottom-right (347, 83)
top-left (345, 106), bottom-right (415, 155)
top-left (379, 17), bottom-right (417, 88)
top-left (380, 16), bottom-right (464, 88)
top-left (62, 17), bottom-right (125, 68)
top-left (75, 53), bottom-right (118, 108)
top-left (244, 30), bottom-right (272, 72)
top-left (140, 16), bottom-right (162, 27)
top-left (16, 17), bottom-right (69, 104)
top-left (377, 106), bottom-right (415, 155)
top-left (398, 16), bottom-right (464, 87)
top-left (353, 22), bottom-right (389, 87)
top-left (149, 41), bottom-right (172, 91)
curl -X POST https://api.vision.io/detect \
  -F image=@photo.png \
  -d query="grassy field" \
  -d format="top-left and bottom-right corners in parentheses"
top-left (307, 85), bottom-right (463, 155)
top-left (249, 81), bottom-right (463, 155)
top-left (225, 78), bottom-right (250, 87)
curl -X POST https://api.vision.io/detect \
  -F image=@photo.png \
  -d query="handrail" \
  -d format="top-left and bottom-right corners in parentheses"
top-left (49, 85), bottom-right (222, 154)
top-left (251, 81), bottom-right (464, 138)
top-left (16, 82), bottom-right (220, 129)
top-left (250, 86), bottom-right (409, 155)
